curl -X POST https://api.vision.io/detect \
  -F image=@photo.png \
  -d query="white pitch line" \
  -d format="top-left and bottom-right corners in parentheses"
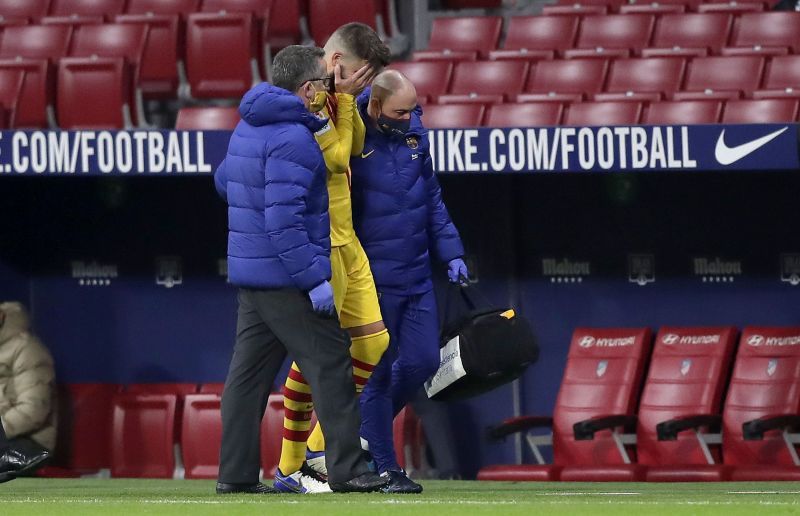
top-left (728, 491), bottom-right (800, 495)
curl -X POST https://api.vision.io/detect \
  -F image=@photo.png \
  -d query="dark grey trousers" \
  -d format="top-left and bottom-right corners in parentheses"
top-left (0, 420), bottom-right (6, 449)
top-left (218, 287), bottom-right (369, 485)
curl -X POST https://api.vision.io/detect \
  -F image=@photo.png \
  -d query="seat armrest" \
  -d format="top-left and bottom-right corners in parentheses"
top-left (573, 415), bottom-right (637, 441)
top-left (656, 414), bottom-right (721, 441)
top-left (488, 416), bottom-right (554, 440)
top-left (743, 414), bottom-right (800, 440)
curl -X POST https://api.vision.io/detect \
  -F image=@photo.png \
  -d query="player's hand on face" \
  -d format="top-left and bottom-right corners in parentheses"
top-left (334, 63), bottom-right (375, 96)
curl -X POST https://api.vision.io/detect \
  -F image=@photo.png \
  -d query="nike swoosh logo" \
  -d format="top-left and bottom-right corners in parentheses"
top-left (360, 150), bottom-right (375, 159)
top-left (715, 127), bottom-right (789, 165)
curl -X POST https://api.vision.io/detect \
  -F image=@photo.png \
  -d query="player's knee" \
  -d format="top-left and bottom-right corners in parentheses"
top-left (350, 327), bottom-right (390, 367)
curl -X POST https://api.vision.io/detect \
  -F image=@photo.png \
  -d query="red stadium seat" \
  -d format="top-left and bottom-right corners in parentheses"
top-left (115, 14), bottom-right (181, 98)
top-left (57, 384), bottom-right (120, 472)
top-left (724, 327), bottom-right (800, 481)
top-left (598, 58), bottom-right (686, 101)
top-left (394, 406), bottom-right (426, 475)
top-left (696, 2), bottom-right (764, 14)
top-left (726, 12), bottom-right (800, 55)
top-left (111, 393), bottom-right (177, 478)
top-left (265, 0), bottom-right (306, 50)
top-left (0, 0), bottom-right (49, 20)
top-left (565, 101), bottom-right (643, 126)
top-left (126, 383), bottom-right (198, 396)
top-left (0, 17), bottom-right (29, 27)
top-left (421, 104), bottom-right (485, 129)
top-left (676, 56), bottom-right (764, 100)
top-left (388, 61), bottom-right (452, 104)
top-left (41, 15), bottom-right (103, 28)
top-left (643, 14), bottom-right (732, 58)
top-left (56, 57), bottom-right (132, 128)
top-left (563, 15), bottom-right (654, 59)
top-left (260, 393), bottom-right (285, 478)
top-left (199, 383), bottom-right (225, 395)
top-left (201, 0), bottom-right (272, 76)
top-left (638, 328), bottom-right (737, 482)
top-left (308, 0), bottom-right (379, 46)
top-left (0, 59), bottom-right (50, 127)
top-left (49, 0), bottom-right (125, 18)
top-left (0, 68), bottom-right (23, 127)
top-left (185, 12), bottom-right (259, 98)
top-left (753, 55), bottom-right (800, 100)
top-left (69, 23), bottom-right (147, 66)
top-left (181, 394), bottom-right (222, 479)
top-left (413, 16), bottom-right (502, 61)
top-left (519, 59), bottom-right (609, 103)
top-left (175, 107), bottom-right (240, 129)
top-left (478, 328), bottom-right (652, 482)
top-left (0, 24), bottom-right (72, 60)
top-left (722, 99), bottom-right (800, 123)
top-left (485, 102), bottom-right (563, 127)
top-left (125, 0), bottom-right (199, 16)
top-left (487, 16), bottom-right (579, 62)
top-left (643, 100), bottom-right (723, 124)
top-left (439, 61), bottom-right (529, 105)
top-left (619, 3), bottom-right (686, 14)
top-left (542, 4), bottom-right (608, 16)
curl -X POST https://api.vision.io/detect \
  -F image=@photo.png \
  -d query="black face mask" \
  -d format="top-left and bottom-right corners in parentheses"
top-left (377, 114), bottom-right (410, 139)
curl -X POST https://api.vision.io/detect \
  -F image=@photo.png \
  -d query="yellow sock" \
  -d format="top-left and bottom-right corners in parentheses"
top-left (305, 329), bottom-right (390, 454)
top-left (277, 363), bottom-right (314, 475)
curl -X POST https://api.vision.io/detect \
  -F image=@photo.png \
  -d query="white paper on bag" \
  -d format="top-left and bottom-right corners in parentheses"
top-left (424, 335), bottom-right (467, 398)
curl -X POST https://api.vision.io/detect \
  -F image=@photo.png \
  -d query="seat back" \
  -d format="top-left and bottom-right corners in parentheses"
top-left (682, 56), bottom-right (765, 96)
top-left (49, 0), bottom-right (125, 18)
top-left (57, 56), bottom-right (129, 129)
top-left (181, 393), bottom-right (222, 479)
top-left (69, 23), bottom-right (147, 72)
top-left (421, 103), bottom-right (484, 129)
top-left (0, 25), bottom-right (72, 60)
top-left (565, 101), bottom-right (643, 125)
top-left (0, 59), bottom-right (50, 127)
top-left (115, 14), bottom-right (180, 98)
top-left (185, 12), bottom-right (257, 98)
top-left (762, 55), bottom-right (800, 91)
top-left (57, 383), bottom-right (120, 471)
top-left (266, 0), bottom-right (304, 48)
top-left (199, 382), bottom-right (225, 395)
top-left (0, 67), bottom-right (23, 127)
top-left (389, 61), bottom-right (452, 103)
top-left (525, 59), bottom-right (609, 97)
top-left (486, 102), bottom-right (563, 127)
top-left (552, 328), bottom-right (652, 466)
top-left (308, 0), bottom-right (378, 45)
top-left (111, 392), bottom-right (176, 478)
top-left (636, 327), bottom-right (737, 465)
top-left (605, 57), bottom-right (686, 96)
top-left (574, 14), bottom-right (655, 52)
top-left (644, 100), bottom-right (723, 124)
top-left (260, 393), bottom-right (285, 478)
top-left (427, 16), bottom-right (502, 55)
top-left (125, 0), bottom-right (199, 16)
top-left (651, 14), bottom-right (732, 54)
top-left (449, 61), bottom-right (529, 99)
top-left (502, 15), bottom-right (579, 53)
top-left (0, 0), bottom-right (50, 19)
top-left (723, 327), bottom-right (800, 466)
top-left (722, 99), bottom-right (799, 123)
top-left (176, 107), bottom-right (240, 129)
top-left (730, 12), bottom-right (800, 53)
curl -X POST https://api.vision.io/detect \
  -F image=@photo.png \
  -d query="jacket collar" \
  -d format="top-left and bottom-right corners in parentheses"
top-left (239, 82), bottom-right (327, 132)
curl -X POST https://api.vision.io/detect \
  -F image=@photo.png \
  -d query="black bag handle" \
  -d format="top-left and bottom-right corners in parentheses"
top-left (440, 278), bottom-right (495, 336)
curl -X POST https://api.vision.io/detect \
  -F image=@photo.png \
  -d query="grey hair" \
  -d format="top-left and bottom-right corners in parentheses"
top-left (272, 45), bottom-right (326, 94)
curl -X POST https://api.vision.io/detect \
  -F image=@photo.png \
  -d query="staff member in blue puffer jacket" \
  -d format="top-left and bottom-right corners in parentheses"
top-left (213, 45), bottom-right (385, 496)
top-left (351, 70), bottom-right (468, 493)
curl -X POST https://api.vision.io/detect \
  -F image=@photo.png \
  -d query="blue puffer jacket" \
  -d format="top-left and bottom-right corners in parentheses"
top-left (214, 83), bottom-right (331, 291)
top-left (350, 89), bottom-right (464, 295)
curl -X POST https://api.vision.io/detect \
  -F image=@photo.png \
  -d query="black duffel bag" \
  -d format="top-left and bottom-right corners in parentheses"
top-left (424, 283), bottom-right (539, 401)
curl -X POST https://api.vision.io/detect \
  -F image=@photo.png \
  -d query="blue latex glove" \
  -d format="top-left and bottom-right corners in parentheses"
top-left (447, 258), bottom-right (468, 285)
top-left (309, 281), bottom-right (335, 315)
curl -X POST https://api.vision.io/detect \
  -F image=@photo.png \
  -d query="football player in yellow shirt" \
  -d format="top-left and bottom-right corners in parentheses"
top-left (274, 23), bottom-right (391, 494)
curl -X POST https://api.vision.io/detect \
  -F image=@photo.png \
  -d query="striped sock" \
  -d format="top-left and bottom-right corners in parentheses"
top-left (278, 363), bottom-right (314, 476)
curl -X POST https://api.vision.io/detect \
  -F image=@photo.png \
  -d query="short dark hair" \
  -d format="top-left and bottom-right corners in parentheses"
top-left (330, 22), bottom-right (391, 70)
top-left (272, 45), bottom-right (326, 93)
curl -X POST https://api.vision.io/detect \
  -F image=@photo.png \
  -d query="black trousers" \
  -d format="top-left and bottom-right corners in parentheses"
top-left (0, 420), bottom-right (7, 449)
top-left (218, 287), bottom-right (368, 485)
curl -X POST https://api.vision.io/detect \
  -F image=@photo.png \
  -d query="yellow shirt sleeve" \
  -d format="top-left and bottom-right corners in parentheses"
top-left (315, 93), bottom-right (362, 174)
top-left (351, 98), bottom-right (366, 157)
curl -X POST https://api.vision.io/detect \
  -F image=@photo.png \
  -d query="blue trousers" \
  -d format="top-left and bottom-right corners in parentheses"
top-left (359, 289), bottom-right (441, 473)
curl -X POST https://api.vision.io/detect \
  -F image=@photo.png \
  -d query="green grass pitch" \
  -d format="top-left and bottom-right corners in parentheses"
top-left (2, 479), bottom-right (799, 515)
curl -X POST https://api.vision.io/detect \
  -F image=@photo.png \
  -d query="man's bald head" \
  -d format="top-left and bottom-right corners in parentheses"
top-left (368, 70), bottom-right (417, 125)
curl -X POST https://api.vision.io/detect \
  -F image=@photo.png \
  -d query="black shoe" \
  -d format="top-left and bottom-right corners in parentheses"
top-left (329, 471), bottom-right (388, 493)
top-left (216, 482), bottom-right (279, 494)
top-left (0, 447), bottom-right (50, 484)
top-left (380, 470), bottom-right (423, 494)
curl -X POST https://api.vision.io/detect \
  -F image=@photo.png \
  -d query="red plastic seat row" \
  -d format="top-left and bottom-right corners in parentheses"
top-left (422, 98), bottom-right (799, 128)
top-left (543, 0), bottom-right (775, 15)
top-left (413, 13), bottom-right (800, 63)
top-left (478, 326), bottom-right (800, 482)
